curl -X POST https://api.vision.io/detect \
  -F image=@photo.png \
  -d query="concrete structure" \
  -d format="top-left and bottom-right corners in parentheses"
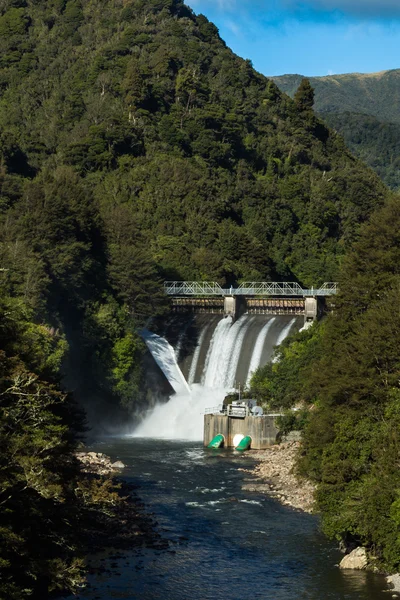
top-left (204, 413), bottom-right (279, 450)
top-left (167, 281), bottom-right (336, 323)
top-left (223, 295), bottom-right (236, 317)
top-left (304, 297), bottom-right (318, 322)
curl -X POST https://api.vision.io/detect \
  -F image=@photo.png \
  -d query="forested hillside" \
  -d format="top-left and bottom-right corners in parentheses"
top-left (250, 194), bottom-right (400, 571)
top-left (0, 0), bottom-right (394, 595)
top-left (0, 0), bottom-right (388, 414)
top-left (273, 70), bottom-right (400, 188)
top-left (273, 70), bottom-right (400, 122)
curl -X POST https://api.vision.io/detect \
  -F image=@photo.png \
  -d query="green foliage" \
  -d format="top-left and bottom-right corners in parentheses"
top-left (294, 196), bottom-right (400, 570)
top-left (111, 332), bottom-right (144, 410)
top-left (275, 409), bottom-right (309, 436)
top-left (0, 0), bottom-right (388, 294)
top-left (0, 0), bottom-right (394, 588)
top-left (274, 70), bottom-right (400, 189)
top-left (250, 323), bottom-right (322, 410)
top-left (322, 112), bottom-right (400, 190)
top-left (294, 78), bottom-right (314, 112)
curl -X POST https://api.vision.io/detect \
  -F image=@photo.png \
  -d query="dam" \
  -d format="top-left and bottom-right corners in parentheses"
top-left (135, 281), bottom-right (337, 441)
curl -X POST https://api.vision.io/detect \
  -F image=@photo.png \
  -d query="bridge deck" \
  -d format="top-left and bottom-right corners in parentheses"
top-left (165, 281), bottom-right (338, 297)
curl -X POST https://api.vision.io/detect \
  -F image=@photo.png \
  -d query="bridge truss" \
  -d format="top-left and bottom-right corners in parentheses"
top-left (164, 281), bottom-right (338, 297)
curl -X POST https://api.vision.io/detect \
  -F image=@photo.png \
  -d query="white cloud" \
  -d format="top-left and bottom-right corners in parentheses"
top-left (224, 18), bottom-right (242, 34)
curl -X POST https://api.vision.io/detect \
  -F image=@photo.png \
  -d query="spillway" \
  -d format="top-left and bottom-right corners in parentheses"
top-left (133, 314), bottom-right (302, 440)
top-left (181, 314), bottom-right (300, 388)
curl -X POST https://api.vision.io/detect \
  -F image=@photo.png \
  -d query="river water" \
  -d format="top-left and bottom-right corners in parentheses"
top-left (70, 438), bottom-right (389, 600)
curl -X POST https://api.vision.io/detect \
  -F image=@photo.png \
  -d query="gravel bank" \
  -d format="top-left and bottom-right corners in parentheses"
top-left (242, 441), bottom-right (315, 513)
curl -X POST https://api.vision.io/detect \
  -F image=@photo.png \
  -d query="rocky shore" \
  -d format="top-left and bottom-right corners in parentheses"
top-left (242, 441), bottom-right (315, 513)
top-left (75, 451), bottom-right (126, 475)
top-left (243, 443), bottom-right (400, 592)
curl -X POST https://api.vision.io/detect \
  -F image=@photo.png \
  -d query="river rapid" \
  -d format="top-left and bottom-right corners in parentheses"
top-left (69, 438), bottom-right (389, 600)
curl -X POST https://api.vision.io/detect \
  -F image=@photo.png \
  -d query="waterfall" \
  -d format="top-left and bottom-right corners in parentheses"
top-left (139, 329), bottom-right (190, 395)
top-left (224, 316), bottom-right (255, 387)
top-left (201, 316), bottom-right (233, 387)
top-left (202, 315), bottom-right (252, 388)
top-left (272, 317), bottom-right (297, 363)
top-left (188, 323), bottom-right (209, 385)
top-left (246, 317), bottom-right (276, 385)
top-left (133, 384), bottom-right (225, 440)
top-left (134, 315), bottom-right (301, 440)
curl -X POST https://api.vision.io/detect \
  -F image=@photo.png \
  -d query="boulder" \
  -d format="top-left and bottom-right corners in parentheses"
top-left (339, 547), bottom-right (368, 570)
top-left (111, 461), bottom-right (125, 469)
top-left (387, 574), bottom-right (400, 593)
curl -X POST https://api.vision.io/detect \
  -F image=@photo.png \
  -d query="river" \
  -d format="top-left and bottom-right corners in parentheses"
top-left (69, 438), bottom-right (389, 600)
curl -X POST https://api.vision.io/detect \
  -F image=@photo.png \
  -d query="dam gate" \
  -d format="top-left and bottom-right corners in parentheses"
top-left (165, 282), bottom-right (337, 323)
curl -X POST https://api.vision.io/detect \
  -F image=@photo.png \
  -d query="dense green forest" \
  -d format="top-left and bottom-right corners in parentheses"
top-left (0, 289), bottom-right (138, 598)
top-left (273, 70), bottom-right (400, 189)
top-left (250, 195), bottom-right (400, 570)
top-left (0, 0), bottom-right (394, 595)
top-left (0, 0), bottom-right (387, 416)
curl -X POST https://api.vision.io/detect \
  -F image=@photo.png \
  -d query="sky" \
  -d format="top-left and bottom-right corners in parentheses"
top-left (187, 0), bottom-right (400, 77)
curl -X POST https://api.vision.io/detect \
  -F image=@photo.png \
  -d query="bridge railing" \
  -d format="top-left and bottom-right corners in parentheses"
top-left (164, 281), bottom-right (338, 297)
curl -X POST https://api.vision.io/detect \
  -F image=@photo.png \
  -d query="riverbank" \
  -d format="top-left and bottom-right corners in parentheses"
top-left (242, 441), bottom-right (315, 513)
top-left (74, 451), bottom-right (167, 553)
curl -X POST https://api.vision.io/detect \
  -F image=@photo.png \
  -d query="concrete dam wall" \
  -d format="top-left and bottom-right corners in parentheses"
top-left (166, 313), bottom-right (303, 390)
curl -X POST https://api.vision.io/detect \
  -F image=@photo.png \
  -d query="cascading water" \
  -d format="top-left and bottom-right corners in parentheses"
top-left (272, 317), bottom-right (297, 363)
top-left (187, 324), bottom-right (209, 385)
top-left (246, 317), bottom-right (277, 385)
top-left (139, 329), bottom-right (190, 395)
top-left (133, 315), bottom-right (302, 440)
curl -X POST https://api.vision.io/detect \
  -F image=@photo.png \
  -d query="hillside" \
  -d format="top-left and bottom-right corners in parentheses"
top-left (250, 192), bottom-right (400, 572)
top-left (0, 0), bottom-right (389, 414)
top-left (273, 69), bottom-right (400, 122)
top-left (0, 0), bottom-right (392, 596)
top-left (273, 70), bottom-right (400, 188)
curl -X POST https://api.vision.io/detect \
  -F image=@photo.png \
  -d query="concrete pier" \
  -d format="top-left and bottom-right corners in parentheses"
top-left (204, 414), bottom-right (279, 450)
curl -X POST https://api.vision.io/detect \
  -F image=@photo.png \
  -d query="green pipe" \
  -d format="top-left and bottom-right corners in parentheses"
top-left (207, 434), bottom-right (225, 448)
top-left (235, 435), bottom-right (252, 451)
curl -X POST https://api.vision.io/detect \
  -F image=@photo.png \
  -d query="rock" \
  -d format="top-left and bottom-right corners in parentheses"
top-left (387, 574), bottom-right (400, 593)
top-left (339, 547), bottom-right (368, 570)
top-left (112, 461), bottom-right (125, 469)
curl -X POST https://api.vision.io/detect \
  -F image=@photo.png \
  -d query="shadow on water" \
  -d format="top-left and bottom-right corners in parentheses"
top-left (66, 439), bottom-right (390, 600)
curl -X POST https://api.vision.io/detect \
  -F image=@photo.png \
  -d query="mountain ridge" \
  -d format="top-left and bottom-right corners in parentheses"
top-left (273, 68), bottom-right (400, 187)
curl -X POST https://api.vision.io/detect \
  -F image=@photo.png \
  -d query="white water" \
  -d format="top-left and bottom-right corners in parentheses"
top-left (246, 317), bottom-right (276, 385)
top-left (201, 316), bottom-right (233, 387)
top-left (272, 317), bottom-right (297, 363)
top-left (134, 316), bottom-right (299, 440)
top-left (188, 323), bottom-right (209, 385)
top-left (133, 384), bottom-right (225, 440)
top-left (224, 316), bottom-right (255, 387)
top-left (139, 329), bottom-right (190, 395)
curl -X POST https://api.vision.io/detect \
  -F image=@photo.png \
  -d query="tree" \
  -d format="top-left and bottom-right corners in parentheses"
top-left (294, 78), bottom-right (315, 112)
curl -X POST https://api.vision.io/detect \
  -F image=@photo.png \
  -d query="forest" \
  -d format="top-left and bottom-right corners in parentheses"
top-left (251, 196), bottom-right (400, 571)
top-left (273, 70), bottom-right (400, 189)
top-left (0, 0), bottom-right (396, 596)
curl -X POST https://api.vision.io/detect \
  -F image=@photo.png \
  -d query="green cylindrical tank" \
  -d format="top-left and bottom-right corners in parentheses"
top-left (235, 435), bottom-right (251, 451)
top-left (207, 434), bottom-right (225, 448)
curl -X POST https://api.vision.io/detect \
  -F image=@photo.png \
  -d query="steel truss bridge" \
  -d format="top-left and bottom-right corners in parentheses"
top-left (164, 281), bottom-right (338, 297)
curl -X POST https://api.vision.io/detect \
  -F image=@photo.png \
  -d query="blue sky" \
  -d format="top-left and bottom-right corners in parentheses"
top-left (187, 0), bottom-right (400, 77)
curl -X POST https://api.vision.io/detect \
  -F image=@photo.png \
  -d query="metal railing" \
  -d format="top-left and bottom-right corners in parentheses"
top-left (164, 281), bottom-right (338, 297)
